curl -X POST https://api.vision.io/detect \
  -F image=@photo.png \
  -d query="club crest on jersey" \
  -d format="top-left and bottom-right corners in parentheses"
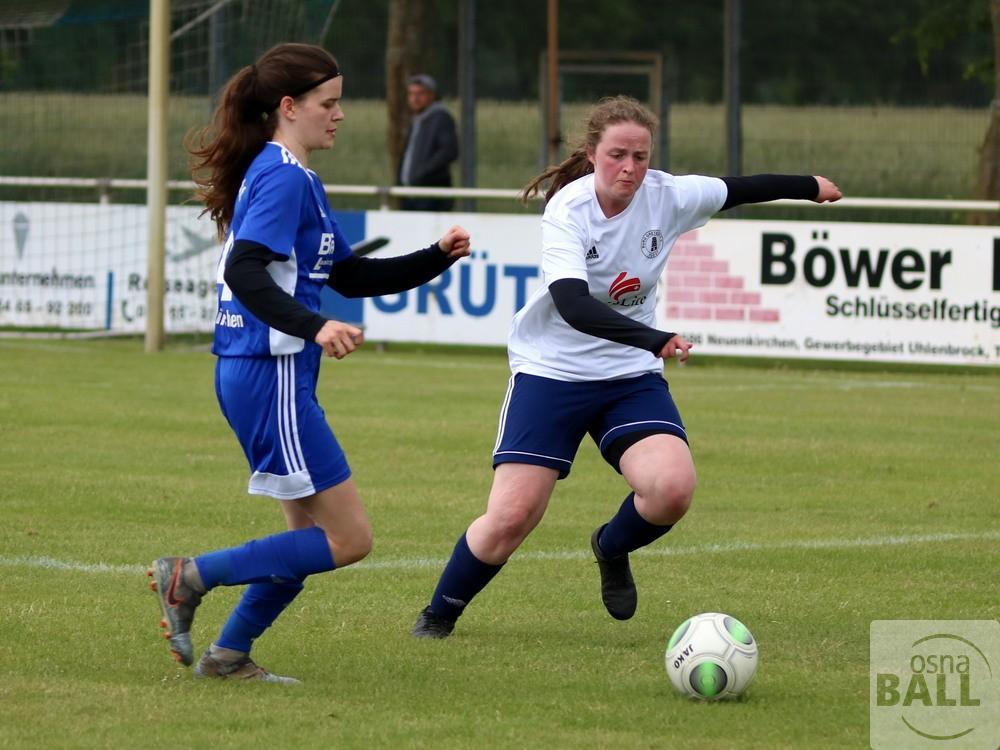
top-left (585, 245), bottom-right (600, 264)
top-left (640, 229), bottom-right (665, 259)
top-left (609, 271), bottom-right (643, 305)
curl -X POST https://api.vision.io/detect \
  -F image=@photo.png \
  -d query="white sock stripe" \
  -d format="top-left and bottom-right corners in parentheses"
top-left (3, 531), bottom-right (997, 577)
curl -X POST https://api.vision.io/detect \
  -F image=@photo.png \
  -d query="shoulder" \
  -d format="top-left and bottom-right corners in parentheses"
top-left (643, 170), bottom-right (725, 201)
top-left (425, 104), bottom-right (456, 127)
top-left (546, 174), bottom-right (595, 217)
top-left (642, 169), bottom-right (677, 189)
top-left (250, 144), bottom-right (313, 190)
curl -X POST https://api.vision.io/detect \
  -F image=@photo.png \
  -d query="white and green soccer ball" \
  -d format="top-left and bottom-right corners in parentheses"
top-left (664, 612), bottom-right (759, 700)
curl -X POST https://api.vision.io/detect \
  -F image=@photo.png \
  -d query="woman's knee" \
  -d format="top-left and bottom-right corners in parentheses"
top-left (326, 520), bottom-right (373, 567)
top-left (638, 471), bottom-right (696, 524)
top-left (487, 503), bottom-right (539, 544)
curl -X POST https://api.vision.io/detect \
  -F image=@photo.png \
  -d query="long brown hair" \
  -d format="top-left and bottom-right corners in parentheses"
top-left (188, 43), bottom-right (341, 238)
top-left (521, 95), bottom-right (659, 205)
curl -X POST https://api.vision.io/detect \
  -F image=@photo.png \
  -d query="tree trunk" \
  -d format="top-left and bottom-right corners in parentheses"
top-left (974, 0), bottom-right (1000, 222)
top-left (385, 0), bottom-right (429, 192)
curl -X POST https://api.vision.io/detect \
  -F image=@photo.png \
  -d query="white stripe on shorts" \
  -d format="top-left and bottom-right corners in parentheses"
top-left (598, 419), bottom-right (687, 453)
top-left (284, 355), bottom-right (307, 471)
top-left (276, 355), bottom-right (304, 474)
top-left (493, 450), bottom-right (572, 465)
top-left (492, 374), bottom-right (516, 455)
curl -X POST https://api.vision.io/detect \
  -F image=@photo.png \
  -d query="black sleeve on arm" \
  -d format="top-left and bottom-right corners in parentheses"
top-left (720, 174), bottom-right (818, 210)
top-left (549, 278), bottom-right (674, 354)
top-left (326, 244), bottom-right (455, 298)
top-left (224, 240), bottom-right (327, 342)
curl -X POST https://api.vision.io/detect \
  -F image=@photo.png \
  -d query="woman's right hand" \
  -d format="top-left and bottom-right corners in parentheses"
top-left (315, 320), bottom-right (364, 359)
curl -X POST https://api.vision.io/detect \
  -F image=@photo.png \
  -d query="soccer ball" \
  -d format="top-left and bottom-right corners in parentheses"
top-left (664, 612), bottom-right (759, 700)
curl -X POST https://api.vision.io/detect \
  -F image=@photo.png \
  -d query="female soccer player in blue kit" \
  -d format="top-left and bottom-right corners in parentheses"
top-left (147, 43), bottom-right (470, 682)
top-left (411, 96), bottom-right (840, 638)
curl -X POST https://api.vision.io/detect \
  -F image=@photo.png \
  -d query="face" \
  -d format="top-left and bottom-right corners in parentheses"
top-left (280, 75), bottom-right (344, 153)
top-left (587, 121), bottom-right (652, 213)
top-left (407, 83), bottom-right (434, 114)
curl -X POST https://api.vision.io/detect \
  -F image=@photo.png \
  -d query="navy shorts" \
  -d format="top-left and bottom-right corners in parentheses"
top-left (215, 346), bottom-right (351, 500)
top-left (492, 372), bottom-right (687, 479)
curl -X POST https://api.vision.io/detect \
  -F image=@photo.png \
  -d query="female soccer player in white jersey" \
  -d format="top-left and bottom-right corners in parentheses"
top-left (411, 95), bottom-right (840, 638)
top-left (146, 43), bottom-right (470, 681)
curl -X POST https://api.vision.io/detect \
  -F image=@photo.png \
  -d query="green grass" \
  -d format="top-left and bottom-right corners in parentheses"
top-left (0, 93), bottom-right (989, 214)
top-left (1, 339), bottom-right (998, 748)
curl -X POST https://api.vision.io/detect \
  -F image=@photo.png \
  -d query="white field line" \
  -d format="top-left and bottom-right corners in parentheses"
top-left (2, 531), bottom-right (998, 578)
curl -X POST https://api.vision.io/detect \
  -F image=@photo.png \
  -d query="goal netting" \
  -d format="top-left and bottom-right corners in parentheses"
top-left (0, 0), bottom-right (336, 334)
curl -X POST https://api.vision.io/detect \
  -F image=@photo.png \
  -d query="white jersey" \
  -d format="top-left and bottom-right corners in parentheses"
top-left (508, 170), bottom-right (727, 381)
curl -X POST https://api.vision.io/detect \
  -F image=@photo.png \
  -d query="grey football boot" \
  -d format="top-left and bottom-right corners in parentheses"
top-left (194, 649), bottom-right (301, 685)
top-left (147, 556), bottom-right (203, 666)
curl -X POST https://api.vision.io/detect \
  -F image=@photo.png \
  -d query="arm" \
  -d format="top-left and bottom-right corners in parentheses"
top-left (327, 246), bottom-right (452, 298)
top-left (720, 174), bottom-right (841, 210)
top-left (224, 240), bottom-right (326, 340)
top-left (549, 278), bottom-right (674, 353)
top-left (328, 225), bottom-right (471, 298)
top-left (224, 240), bottom-right (363, 359)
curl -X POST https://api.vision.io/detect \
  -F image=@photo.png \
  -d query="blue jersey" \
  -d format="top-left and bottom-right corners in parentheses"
top-left (213, 142), bottom-right (351, 357)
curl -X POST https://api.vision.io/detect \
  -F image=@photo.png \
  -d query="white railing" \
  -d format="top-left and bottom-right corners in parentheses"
top-left (1, 175), bottom-right (998, 213)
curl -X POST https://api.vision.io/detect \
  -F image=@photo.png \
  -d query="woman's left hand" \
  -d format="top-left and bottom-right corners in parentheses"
top-left (657, 334), bottom-right (694, 364)
top-left (813, 176), bottom-right (843, 203)
top-left (437, 225), bottom-right (472, 259)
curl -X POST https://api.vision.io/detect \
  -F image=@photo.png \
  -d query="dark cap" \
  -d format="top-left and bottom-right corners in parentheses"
top-left (407, 73), bottom-right (437, 93)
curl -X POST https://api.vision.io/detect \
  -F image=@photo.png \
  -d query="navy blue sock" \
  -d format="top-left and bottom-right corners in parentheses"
top-left (429, 533), bottom-right (504, 621)
top-left (598, 493), bottom-right (673, 558)
top-left (214, 580), bottom-right (305, 653)
top-left (193, 526), bottom-right (335, 590)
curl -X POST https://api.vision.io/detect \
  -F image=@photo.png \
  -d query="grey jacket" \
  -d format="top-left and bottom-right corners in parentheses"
top-left (398, 102), bottom-right (459, 188)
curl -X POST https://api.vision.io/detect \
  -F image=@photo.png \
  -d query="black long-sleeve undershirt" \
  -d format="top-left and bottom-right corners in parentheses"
top-left (548, 278), bottom-right (674, 354)
top-left (223, 239), bottom-right (454, 342)
top-left (720, 174), bottom-right (818, 210)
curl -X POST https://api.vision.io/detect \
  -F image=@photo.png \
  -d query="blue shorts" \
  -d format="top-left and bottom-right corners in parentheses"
top-left (492, 372), bottom-right (687, 479)
top-left (215, 347), bottom-right (351, 500)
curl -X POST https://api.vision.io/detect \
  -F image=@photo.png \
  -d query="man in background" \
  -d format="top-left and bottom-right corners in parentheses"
top-left (397, 74), bottom-right (458, 211)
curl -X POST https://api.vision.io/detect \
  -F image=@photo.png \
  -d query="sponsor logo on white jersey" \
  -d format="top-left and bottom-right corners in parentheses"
top-left (608, 271), bottom-right (646, 307)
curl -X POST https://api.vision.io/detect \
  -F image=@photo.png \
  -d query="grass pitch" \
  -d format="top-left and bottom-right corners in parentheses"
top-left (0, 338), bottom-right (997, 749)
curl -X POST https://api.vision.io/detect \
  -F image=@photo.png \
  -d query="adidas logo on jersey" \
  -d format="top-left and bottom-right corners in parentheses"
top-left (585, 246), bottom-right (600, 263)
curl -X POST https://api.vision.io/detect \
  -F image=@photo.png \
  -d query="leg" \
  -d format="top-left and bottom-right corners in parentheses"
top-left (621, 434), bottom-right (696, 524)
top-left (293, 477), bottom-right (373, 567)
top-left (202, 498), bottom-right (325, 668)
top-left (611, 433), bottom-right (696, 545)
top-left (413, 373), bottom-right (587, 638)
top-left (466, 463), bottom-right (558, 564)
top-left (412, 464), bottom-right (558, 638)
top-left (590, 434), bottom-right (695, 621)
top-left (193, 480), bottom-right (371, 682)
